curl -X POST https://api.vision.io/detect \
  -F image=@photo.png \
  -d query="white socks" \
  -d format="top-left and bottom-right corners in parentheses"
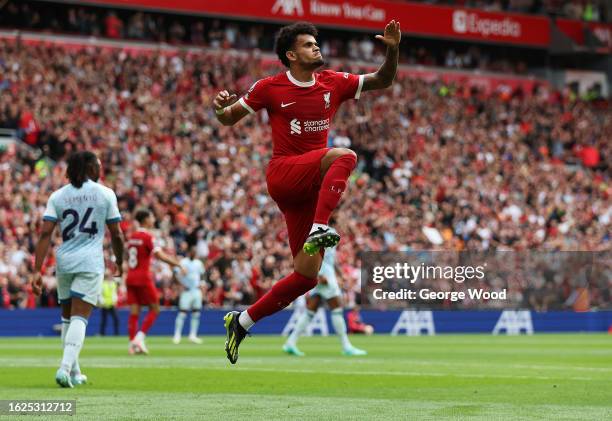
top-left (309, 223), bottom-right (329, 235)
top-left (174, 312), bottom-right (186, 338)
top-left (190, 312), bottom-right (200, 337)
top-left (174, 312), bottom-right (201, 338)
top-left (238, 311), bottom-right (255, 331)
top-left (286, 308), bottom-right (352, 351)
top-left (60, 317), bottom-right (70, 344)
top-left (60, 316), bottom-right (87, 373)
top-left (61, 317), bottom-right (81, 375)
top-left (331, 308), bottom-right (352, 350)
top-left (286, 310), bottom-right (315, 347)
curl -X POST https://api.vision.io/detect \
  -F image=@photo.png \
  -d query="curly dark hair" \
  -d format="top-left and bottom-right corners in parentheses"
top-left (66, 151), bottom-right (98, 188)
top-left (274, 22), bottom-right (318, 68)
top-left (134, 208), bottom-right (152, 224)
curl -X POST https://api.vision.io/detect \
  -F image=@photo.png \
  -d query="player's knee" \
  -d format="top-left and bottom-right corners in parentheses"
top-left (340, 148), bottom-right (357, 160)
top-left (330, 147), bottom-right (356, 158)
top-left (334, 148), bottom-right (357, 168)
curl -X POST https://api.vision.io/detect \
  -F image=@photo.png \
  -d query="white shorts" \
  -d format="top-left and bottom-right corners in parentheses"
top-left (179, 289), bottom-right (202, 311)
top-left (310, 266), bottom-right (341, 301)
top-left (57, 272), bottom-right (104, 306)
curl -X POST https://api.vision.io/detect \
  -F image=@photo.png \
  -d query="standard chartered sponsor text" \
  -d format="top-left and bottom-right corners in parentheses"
top-left (303, 118), bottom-right (330, 132)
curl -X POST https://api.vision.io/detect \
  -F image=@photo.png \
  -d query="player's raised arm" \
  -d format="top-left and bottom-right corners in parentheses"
top-left (213, 89), bottom-right (249, 126)
top-left (31, 220), bottom-right (57, 295)
top-left (362, 20), bottom-right (401, 91)
top-left (107, 222), bottom-right (125, 277)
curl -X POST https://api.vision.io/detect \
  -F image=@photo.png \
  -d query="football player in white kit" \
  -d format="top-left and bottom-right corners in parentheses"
top-left (32, 151), bottom-right (124, 388)
top-left (172, 246), bottom-right (205, 344)
top-left (283, 245), bottom-right (366, 356)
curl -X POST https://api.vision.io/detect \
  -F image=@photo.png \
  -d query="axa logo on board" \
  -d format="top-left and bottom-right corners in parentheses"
top-left (272, 0), bottom-right (385, 22)
top-left (452, 10), bottom-right (521, 38)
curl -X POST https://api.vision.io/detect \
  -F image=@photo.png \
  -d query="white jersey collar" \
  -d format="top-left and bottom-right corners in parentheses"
top-left (286, 70), bottom-right (316, 87)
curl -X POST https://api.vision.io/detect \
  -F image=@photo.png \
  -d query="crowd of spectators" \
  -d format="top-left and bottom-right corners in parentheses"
top-left (0, 1), bottom-right (546, 75)
top-left (0, 37), bottom-right (609, 311)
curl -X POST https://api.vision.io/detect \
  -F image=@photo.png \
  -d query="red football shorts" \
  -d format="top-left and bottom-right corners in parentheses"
top-left (266, 148), bottom-right (330, 257)
top-left (127, 282), bottom-right (159, 306)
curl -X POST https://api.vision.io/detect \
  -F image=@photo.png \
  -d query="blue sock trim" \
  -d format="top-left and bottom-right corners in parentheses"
top-left (70, 316), bottom-right (88, 326)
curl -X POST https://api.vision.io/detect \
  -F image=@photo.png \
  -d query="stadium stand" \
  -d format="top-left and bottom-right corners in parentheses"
top-left (0, 1), bottom-right (609, 311)
top-left (0, 36), bottom-right (608, 311)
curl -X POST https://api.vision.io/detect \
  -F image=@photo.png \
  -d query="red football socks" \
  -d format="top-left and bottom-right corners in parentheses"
top-left (128, 314), bottom-right (139, 340)
top-left (140, 311), bottom-right (159, 334)
top-left (247, 271), bottom-right (317, 322)
top-left (314, 153), bottom-right (357, 225)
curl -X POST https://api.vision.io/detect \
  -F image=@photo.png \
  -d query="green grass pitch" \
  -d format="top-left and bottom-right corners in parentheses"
top-left (0, 334), bottom-right (610, 420)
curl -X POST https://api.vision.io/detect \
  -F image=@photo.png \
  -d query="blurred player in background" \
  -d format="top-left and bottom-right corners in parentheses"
top-left (283, 245), bottom-right (366, 356)
top-left (172, 246), bottom-right (205, 344)
top-left (347, 306), bottom-right (374, 335)
top-left (31, 151), bottom-right (124, 388)
top-left (126, 209), bottom-right (183, 354)
top-left (214, 20), bottom-right (400, 364)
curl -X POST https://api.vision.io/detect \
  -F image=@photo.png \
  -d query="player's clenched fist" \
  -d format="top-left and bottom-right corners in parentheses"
top-left (31, 273), bottom-right (43, 296)
top-left (213, 90), bottom-right (237, 112)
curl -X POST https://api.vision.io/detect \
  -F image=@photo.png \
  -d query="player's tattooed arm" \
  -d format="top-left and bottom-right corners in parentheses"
top-left (212, 90), bottom-right (249, 126)
top-left (32, 220), bottom-right (57, 295)
top-left (363, 20), bottom-right (401, 92)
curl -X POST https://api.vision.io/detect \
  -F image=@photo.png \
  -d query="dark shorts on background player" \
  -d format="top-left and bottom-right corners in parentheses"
top-left (266, 148), bottom-right (330, 257)
top-left (127, 283), bottom-right (159, 306)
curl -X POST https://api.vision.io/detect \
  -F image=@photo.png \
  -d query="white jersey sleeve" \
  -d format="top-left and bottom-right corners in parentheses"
top-left (104, 187), bottom-right (122, 224)
top-left (43, 192), bottom-right (59, 222)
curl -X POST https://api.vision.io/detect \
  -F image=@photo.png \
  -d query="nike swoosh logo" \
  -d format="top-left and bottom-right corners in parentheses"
top-left (281, 102), bottom-right (296, 108)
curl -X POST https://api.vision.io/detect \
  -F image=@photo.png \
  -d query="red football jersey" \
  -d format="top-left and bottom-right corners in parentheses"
top-left (126, 229), bottom-right (157, 286)
top-left (239, 70), bottom-right (363, 158)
